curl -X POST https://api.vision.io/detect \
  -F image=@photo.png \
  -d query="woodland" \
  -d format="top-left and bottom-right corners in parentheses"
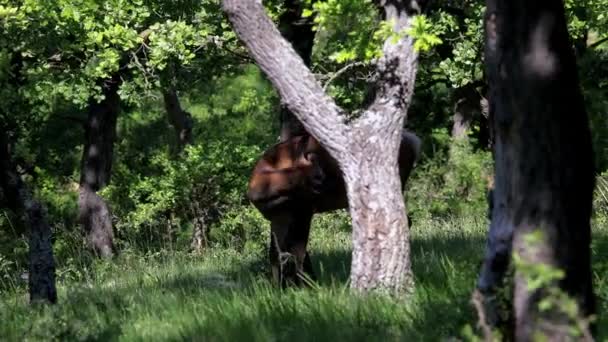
top-left (1, 0), bottom-right (608, 340)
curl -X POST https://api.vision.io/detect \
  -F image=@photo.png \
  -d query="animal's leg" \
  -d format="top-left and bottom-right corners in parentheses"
top-left (285, 208), bottom-right (315, 286)
top-left (269, 213), bottom-right (291, 287)
top-left (269, 231), bottom-right (281, 286)
top-left (268, 207), bottom-right (315, 287)
top-left (302, 252), bottom-right (315, 281)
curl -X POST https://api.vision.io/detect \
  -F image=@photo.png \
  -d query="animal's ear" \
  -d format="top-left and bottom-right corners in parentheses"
top-left (304, 151), bottom-right (317, 163)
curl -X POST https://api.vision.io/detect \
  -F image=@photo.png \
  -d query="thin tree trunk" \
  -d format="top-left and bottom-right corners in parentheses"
top-left (162, 87), bottom-right (193, 152)
top-left (223, 0), bottom-right (419, 293)
top-left (0, 130), bottom-right (57, 304)
top-left (477, 0), bottom-right (595, 338)
top-left (190, 201), bottom-right (208, 253)
top-left (451, 83), bottom-right (482, 140)
top-left (277, 0), bottom-right (316, 141)
top-left (78, 77), bottom-right (120, 258)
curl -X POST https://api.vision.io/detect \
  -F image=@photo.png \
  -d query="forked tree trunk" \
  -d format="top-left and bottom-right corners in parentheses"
top-left (0, 130), bottom-right (57, 303)
top-left (78, 78), bottom-right (120, 258)
top-left (477, 0), bottom-right (595, 339)
top-left (223, 0), bottom-right (419, 292)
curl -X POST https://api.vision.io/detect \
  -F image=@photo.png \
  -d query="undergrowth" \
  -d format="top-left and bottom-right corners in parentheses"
top-left (1, 214), bottom-right (606, 341)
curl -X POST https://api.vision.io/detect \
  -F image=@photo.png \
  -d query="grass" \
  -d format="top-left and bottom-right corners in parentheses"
top-left (1, 213), bottom-right (607, 341)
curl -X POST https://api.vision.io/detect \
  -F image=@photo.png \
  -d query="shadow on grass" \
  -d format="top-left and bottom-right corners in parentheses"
top-left (6, 226), bottom-right (605, 341)
top-left (309, 232), bottom-right (487, 285)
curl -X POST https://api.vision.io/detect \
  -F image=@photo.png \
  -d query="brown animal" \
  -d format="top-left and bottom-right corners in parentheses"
top-left (247, 131), bottom-right (421, 286)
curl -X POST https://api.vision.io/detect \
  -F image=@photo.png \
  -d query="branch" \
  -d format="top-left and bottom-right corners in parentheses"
top-left (322, 62), bottom-right (367, 92)
top-left (222, 0), bottom-right (349, 158)
top-left (193, 35), bottom-right (254, 63)
top-left (588, 36), bottom-right (608, 49)
top-left (56, 115), bottom-right (86, 127)
top-left (358, 0), bottom-right (418, 137)
top-left (415, 77), bottom-right (449, 92)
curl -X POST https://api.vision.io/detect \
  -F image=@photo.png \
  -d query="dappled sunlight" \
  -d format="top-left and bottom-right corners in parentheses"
top-left (1, 213), bottom-right (607, 340)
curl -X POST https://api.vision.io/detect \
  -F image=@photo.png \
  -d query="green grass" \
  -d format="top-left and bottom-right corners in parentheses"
top-left (1, 213), bottom-right (607, 341)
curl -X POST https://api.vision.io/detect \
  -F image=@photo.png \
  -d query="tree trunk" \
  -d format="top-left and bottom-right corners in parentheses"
top-left (223, 0), bottom-right (419, 293)
top-left (345, 132), bottom-right (413, 291)
top-left (277, 0), bottom-right (316, 141)
top-left (451, 83), bottom-right (482, 140)
top-left (0, 130), bottom-right (57, 304)
top-left (162, 87), bottom-right (193, 152)
top-left (477, 0), bottom-right (595, 338)
top-left (190, 201), bottom-right (208, 253)
top-left (78, 77), bottom-right (120, 258)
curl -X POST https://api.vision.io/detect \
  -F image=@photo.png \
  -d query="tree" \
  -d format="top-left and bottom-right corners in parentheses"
top-left (223, 0), bottom-right (421, 292)
top-left (0, 47), bottom-right (57, 304)
top-left (1, 125), bottom-right (57, 304)
top-left (78, 74), bottom-right (121, 257)
top-left (162, 84), bottom-right (193, 152)
top-left (476, 0), bottom-right (596, 339)
top-left (0, 0), bottom-right (233, 256)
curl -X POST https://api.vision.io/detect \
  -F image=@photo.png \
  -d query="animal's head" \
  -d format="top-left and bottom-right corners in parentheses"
top-left (246, 135), bottom-right (325, 215)
top-left (247, 129), bottom-right (421, 217)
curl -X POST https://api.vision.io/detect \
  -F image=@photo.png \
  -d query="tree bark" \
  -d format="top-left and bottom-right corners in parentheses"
top-left (190, 200), bottom-right (208, 253)
top-left (223, 0), bottom-right (419, 293)
top-left (451, 83), bottom-right (482, 140)
top-left (78, 77), bottom-right (120, 258)
top-left (277, 0), bottom-right (316, 141)
top-left (344, 132), bottom-right (414, 292)
top-left (0, 129), bottom-right (57, 304)
top-left (477, 0), bottom-right (595, 339)
top-left (162, 87), bottom-right (193, 152)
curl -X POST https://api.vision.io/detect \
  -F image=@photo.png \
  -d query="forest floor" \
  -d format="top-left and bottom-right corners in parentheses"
top-left (1, 214), bottom-right (607, 341)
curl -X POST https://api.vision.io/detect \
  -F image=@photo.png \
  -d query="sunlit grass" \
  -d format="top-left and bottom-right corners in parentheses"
top-left (1, 214), bottom-right (606, 341)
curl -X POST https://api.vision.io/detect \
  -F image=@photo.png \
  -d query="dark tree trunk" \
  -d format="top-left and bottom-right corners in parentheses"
top-left (277, 0), bottom-right (316, 141)
top-left (223, 0), bottom-right (420, 292)
top-left (78, 77), bottom-right (120, 258)
top-left (0, 130), bottom-right (57, 304)
top-left (162, 87), bottom-right (193, 152)
top-left (477, 0), bottom-right (595, 339)
top-left (451, 83), bottom-right (482, 140)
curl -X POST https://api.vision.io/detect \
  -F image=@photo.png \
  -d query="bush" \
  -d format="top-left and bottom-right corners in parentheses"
top-left (103, 64), bottom-right (278, 252)
top-left (408, 128), bottom-right (493, 220)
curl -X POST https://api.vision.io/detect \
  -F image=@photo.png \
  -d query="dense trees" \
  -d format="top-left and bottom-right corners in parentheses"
top-left (0, 0), bottom-right (231, 257)
top-left (0, 0), bottom-right (607, 338)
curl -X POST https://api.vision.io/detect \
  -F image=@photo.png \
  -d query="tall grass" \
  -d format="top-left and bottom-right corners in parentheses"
top-left (1, 214), bottom-right (607, 341)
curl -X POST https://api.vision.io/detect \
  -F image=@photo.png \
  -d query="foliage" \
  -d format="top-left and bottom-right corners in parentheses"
top-left (513, 230), bottom-right (595, 340)
top-left (0, 0), bottom-right (234, 110)
top-left (305, 0), bottom-right (383, 63)
top-left (406, 15), bottom-right (444, 52)
top-left (408, 128), bottom-right (493, 220)
top-left (0, 0), bottom-right (607, 339)
top-left (102, 65), bottom-right (278, 251)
